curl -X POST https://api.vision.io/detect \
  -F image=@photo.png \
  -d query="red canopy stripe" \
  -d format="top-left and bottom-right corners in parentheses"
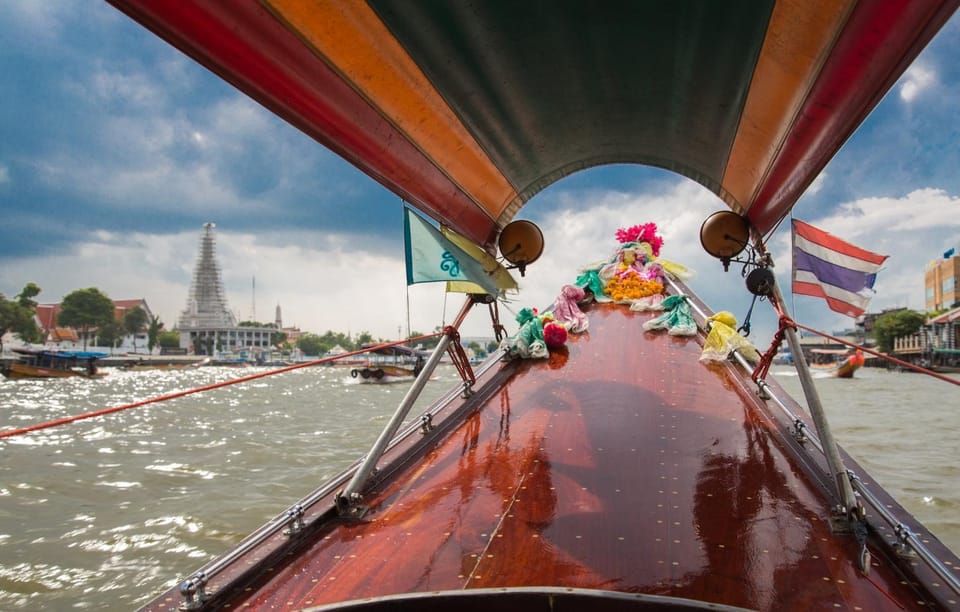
top-left (109, 0), bottom-right (501, 247)
top-left (746, 0), bottom-right (959, 235)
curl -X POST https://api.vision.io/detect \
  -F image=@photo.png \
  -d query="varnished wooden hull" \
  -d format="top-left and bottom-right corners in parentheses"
top-left (141, 298), bottom-right (959, 611)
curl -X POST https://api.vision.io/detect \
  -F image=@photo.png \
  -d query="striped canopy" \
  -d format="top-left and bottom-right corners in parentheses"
top-left (107, 0), bottom-right (957, 251)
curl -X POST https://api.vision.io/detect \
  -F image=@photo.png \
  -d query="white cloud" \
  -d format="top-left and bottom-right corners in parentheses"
top-left (805, 172), bottom-right (827, 196)
top-left (0, 181), bottom-right (752, 343)
top-left (4, 178), bottom-right (956, 350)
top-left (807, 188), bottom-right (959, 238)
top-left (0, 1), bottom-right (63, 40)
top-left (88, 67), bottom-right (165, 109)
top-left (899, 64), bottom-right (936, 102)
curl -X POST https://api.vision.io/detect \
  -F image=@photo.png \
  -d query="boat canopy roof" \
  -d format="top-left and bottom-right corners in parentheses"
top-left (107, 1), bottom-right (957, 250)
top-left (362, 343), bottom-right (428, 358)
top-left (13, 348), bottom-right (109, 360)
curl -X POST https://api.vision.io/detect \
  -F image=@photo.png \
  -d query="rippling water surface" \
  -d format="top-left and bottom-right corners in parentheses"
top-left (0, 364), bottom-right (957, 609)
top-left (770, 367), bottom-right (960, 553)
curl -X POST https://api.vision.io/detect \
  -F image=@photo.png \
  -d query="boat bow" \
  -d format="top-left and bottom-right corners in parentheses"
top-left (142, 291), bottom-right (960, 610)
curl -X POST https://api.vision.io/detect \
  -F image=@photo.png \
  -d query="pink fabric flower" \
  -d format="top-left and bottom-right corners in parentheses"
top-left (551, 285), bottom-right (589, 333)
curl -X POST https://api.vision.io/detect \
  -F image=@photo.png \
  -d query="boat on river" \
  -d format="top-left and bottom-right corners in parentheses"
top-left (1, 348), bottom-right (108, 380)
top-left (351, 345), bottom-right (427, 383)
top-left (811, 349), bottom-right (866, 379)
top-left (106, 1), bottom-right (960, 610)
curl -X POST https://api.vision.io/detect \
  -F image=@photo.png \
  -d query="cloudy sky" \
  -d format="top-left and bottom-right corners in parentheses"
top-left (1, 3), bottom-right (959, 346)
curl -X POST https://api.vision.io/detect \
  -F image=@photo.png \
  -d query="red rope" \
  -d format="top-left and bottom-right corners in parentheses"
top-left (0, 334), bottom-right (443, 440)
top-left (443, 326), bottom-right (476, 385)
top-left (489, 301), bottom-right (507, 343)
top-left (787, 320), bottom-right (960, 387)
top-left (752, 315), bottom-right (795, 383)
top-left (754, 295), bottom-right (959, 387)
top-left (859, 552), bottom-right (906, 609)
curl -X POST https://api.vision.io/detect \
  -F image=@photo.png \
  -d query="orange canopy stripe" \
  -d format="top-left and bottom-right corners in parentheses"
top-left (265, 0), bottom-right (517, 222)
top-left (722, 0), bottom-right (855, 213)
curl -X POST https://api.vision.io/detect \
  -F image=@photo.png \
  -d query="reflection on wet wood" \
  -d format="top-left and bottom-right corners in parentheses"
top-left (149, 303), bottom-right (956, 611)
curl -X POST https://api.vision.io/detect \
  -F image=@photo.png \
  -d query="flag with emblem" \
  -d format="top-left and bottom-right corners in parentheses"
top-left (404, 207), bottom-right (500, 296)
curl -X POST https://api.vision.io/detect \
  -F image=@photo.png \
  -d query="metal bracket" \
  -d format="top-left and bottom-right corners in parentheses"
top-left (283, 503), bottom-right (305, 536)
top-left (756, 383), bottom-right (771, 400)
top-left (790, 418), bottom-right (808, 444)
top-left (460, 381), bottom-right (475, 399)
top-left (420, 412), bottom-right (434, 434)
top-left (178, 572), bottom-right (208, 610)
top-left (335, 490), bottom-right (370, 521)
top-left (828, 503), bottom-right (853, 534)
top-left (852, 512), bottom-right (871, 574)
top-left (893, 523), bottom-right (919, 559)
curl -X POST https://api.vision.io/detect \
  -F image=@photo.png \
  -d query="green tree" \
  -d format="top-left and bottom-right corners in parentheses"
top-left (296, 333), bottom-right (326, 357)
top-left (158, 330), bottom-right (181, 349)
top-left (58, 288), bottom-right (115, 350)
top-left (16, 282), bottom-right (41, 309)
top-left (329, 331), bottom-right (354, 350)
top-left (467, 341), bottom-right (485, 358)
top-left (96, 319), bottom-right (124, 353)
top-left (147, 315), bottom-right (164, 352)
top-left (411, 326), bottom-right (443, 351)
top-left (873, 309), bottom-right (926, 354)
top-left (123, 305), bottom-right (149, 353)
top-left (0, 284), bottom-right (43, 350)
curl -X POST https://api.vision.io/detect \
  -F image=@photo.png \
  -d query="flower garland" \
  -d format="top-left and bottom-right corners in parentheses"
top-left (604, 272), bottom-right (663, 301)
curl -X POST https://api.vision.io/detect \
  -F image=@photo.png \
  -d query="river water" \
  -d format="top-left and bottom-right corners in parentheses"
top-left (0, 364), bottom-right (957, 610)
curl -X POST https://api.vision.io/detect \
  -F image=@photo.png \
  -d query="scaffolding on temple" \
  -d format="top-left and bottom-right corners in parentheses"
top-left (179, 223), bottom-right (237, 330)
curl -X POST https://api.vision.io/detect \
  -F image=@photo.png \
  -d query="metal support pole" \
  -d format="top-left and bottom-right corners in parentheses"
top-left (340, 332), bottom-right (454, 503)
top-left (340, 296), bottom-right (477, 505)
top-left (772, 280), bottom-right (858, 515)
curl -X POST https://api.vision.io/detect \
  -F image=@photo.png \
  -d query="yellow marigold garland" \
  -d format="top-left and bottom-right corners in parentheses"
top-left (605, 273), bottom-right (663, 301)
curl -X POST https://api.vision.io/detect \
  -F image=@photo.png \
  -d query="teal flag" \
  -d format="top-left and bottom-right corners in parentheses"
top-left (404, 207), bottom-right (499, 296)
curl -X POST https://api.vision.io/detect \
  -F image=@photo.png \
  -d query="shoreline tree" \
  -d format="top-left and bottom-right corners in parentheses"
top-left (0, 282), bottom-right (43, 350)
top-left (123, 305), bottom-right (149, 353)
top-left (96, 319), bottom-right (124, 353)
top-left (147, 315), bottom-right (164, 353)
top-left (158, 330), bottom-right (181, 349)
top-left (58, 288), bottom-right (115, 351)
top-left (872, 309), bottom-right (926, 354)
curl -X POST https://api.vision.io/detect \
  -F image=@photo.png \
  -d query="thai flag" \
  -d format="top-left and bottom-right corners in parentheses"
top-left (792, 219), bottom-right (888, 318)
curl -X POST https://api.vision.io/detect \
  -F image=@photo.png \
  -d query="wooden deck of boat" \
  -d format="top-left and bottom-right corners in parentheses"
top-left (145, 302), bottom-right (959, 611)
